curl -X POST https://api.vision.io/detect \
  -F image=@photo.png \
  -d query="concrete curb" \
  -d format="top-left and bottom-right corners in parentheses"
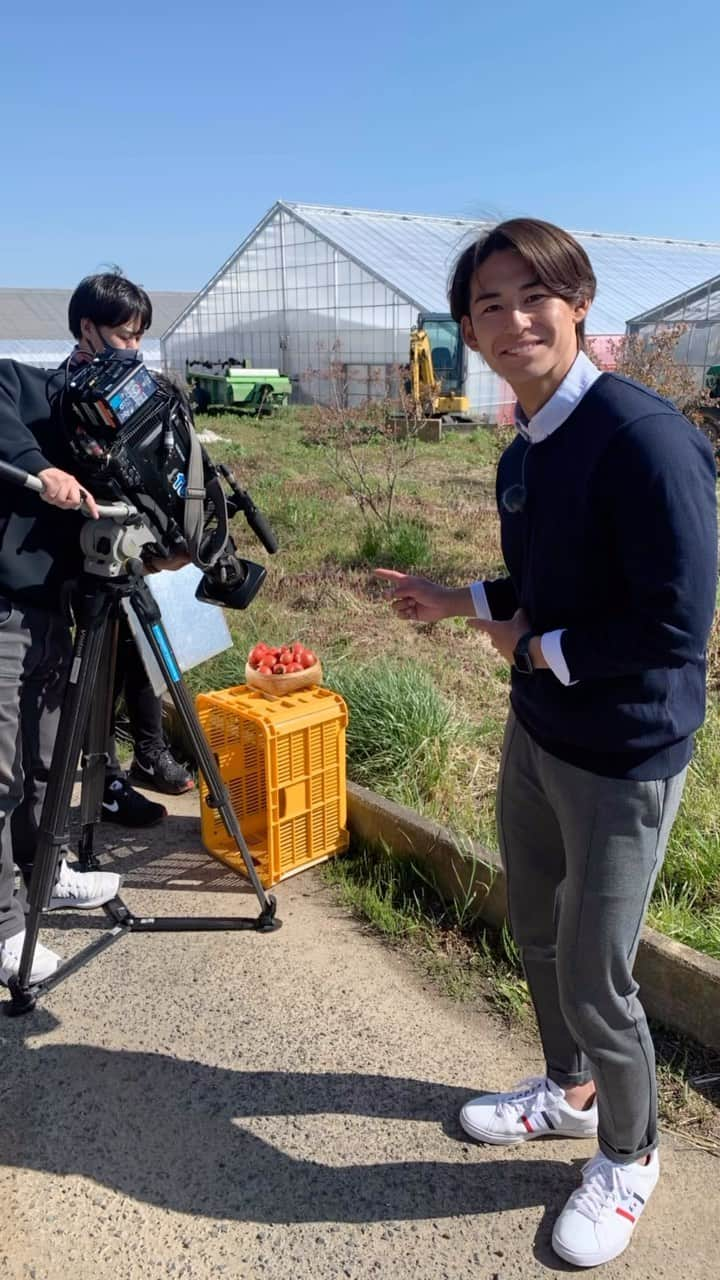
top-left (346, 781), bottom-right (720, 1053)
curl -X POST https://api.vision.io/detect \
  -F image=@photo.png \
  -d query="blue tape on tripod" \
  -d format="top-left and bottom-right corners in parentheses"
top-left (150, 624), bottom-right (182, 683)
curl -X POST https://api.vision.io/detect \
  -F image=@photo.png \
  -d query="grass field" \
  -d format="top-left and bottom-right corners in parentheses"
top-left (187, 404), bottom-right (720, 959)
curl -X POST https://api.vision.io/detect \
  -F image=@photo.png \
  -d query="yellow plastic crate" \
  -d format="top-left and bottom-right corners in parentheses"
top-left (196, 684), bottom-right (349, 888)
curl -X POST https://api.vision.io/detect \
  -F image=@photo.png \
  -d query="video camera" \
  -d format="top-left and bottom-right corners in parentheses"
top-left (61, 352), bottom-right (277, 608)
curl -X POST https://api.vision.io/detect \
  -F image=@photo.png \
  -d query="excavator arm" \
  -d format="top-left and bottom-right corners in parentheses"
top-left (408, 327), bottom-right (441, 415)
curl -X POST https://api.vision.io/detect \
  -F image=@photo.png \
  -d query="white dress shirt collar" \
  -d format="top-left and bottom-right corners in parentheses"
top-left (515, 350), bottom-right (603, 443)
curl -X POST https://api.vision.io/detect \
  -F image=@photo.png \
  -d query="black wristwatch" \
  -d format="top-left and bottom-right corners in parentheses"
top-left (513, 631), bottom-right (536, 675)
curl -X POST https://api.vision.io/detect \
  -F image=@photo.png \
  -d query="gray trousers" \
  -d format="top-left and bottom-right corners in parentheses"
top-left (497, 711), bottom-right (686, 1164)
top-left (0, 596), bottom-right (72, 941)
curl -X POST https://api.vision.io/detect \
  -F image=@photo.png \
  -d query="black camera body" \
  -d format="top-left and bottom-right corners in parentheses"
top-left (64, 357), bottom-right (207, 551)
top-left (62, 353), bottom-right (277, 609)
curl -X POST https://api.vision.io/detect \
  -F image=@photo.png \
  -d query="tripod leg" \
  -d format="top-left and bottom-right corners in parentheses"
top-left (10, 588), bottom-right (115, 1005)
top-left (128, 577), bottom-right (275, 921)
top-left (78, 616), bottom-right (119, 870)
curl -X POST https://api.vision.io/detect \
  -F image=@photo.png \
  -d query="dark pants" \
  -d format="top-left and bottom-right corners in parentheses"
top-left (497, 711), bottom-right (685, 1164)
top-left (106, 615), bottom-right (165, 779)
top-left (0, 597), bottom-right (72, 940)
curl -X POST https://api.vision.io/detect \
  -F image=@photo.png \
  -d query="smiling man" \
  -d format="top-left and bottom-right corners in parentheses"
top-left (376, 219), bottom-right (718, 1268)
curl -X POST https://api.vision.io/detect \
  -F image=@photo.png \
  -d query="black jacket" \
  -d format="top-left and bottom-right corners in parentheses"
top-left (0, 360), bottom-right (83, 614)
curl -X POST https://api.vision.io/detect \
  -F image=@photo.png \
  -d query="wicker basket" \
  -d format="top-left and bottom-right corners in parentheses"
top-left (244, 660), bottom-right (322, 697)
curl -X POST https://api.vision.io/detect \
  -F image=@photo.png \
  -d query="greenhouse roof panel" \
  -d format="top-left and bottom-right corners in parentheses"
top-left (0, 288), bottom-right (196, 341)
top-left (627, 272), bottom-right (720, 326)
top-left (285, 203), bottom-right (720, 335)
top-left (0, 337), bottom-right (164, 368)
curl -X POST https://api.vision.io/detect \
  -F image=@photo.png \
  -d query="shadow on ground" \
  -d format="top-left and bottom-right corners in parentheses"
top-left (2, 1012), bottom-right (579, 1239)
top-left (77, 809), bottom-right (258, 896)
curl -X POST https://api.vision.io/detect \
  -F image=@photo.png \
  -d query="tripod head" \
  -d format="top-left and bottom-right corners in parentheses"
top-left (0, 456), bottom-right (272, 610)
top-left (0, 460), bottom-right (157, 580)
top-left (79, 515), bottom-right (157, 579)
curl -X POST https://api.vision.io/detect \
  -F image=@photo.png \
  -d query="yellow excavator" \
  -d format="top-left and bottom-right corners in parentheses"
top-left (406, 312), bottom-right (478, 423)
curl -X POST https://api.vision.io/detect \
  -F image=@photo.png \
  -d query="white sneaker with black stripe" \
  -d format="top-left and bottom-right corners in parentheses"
top-left (552, 1148), bottom-right (659, 1267)
top-left (459, 1075), bottom-right (598, 1145)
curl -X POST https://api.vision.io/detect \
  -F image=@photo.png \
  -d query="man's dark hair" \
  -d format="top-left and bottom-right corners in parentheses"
top-left (68, 272), bottom-right (152, 339)
top-left (448, 218), bottom-right (597, 348)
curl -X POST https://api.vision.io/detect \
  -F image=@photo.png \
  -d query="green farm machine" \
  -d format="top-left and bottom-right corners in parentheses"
top-left (185, 359), bottom-right (291, 417)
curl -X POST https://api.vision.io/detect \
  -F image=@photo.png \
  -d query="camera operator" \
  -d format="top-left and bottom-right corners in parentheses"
top-left (68, 273), bottom-right (195, 823)
top-left (0, 273), bottom-right (193, 986)
top-left (0, 353), bottom-right (122, 983)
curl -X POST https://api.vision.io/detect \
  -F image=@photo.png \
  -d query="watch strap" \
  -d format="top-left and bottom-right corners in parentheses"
top-left (513, 630), bottom-right (536, 674)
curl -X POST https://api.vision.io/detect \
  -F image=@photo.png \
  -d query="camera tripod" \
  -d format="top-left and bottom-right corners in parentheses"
top-left (5, 502), bottom-right (279, 1017)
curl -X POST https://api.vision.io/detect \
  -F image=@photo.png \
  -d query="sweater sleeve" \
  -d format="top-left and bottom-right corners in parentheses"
top-left (561, 413), bottom-right (718, 682)
top-left (0, 361), bottom-right (52, 475)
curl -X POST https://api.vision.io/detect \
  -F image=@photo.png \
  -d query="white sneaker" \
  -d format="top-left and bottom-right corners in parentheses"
top-left (459, 1075), bottom-right (598, 1145)
top-left (0, 929), bottom-right (61, 986)
top-left (552, 1148), bottom-right (660, 1267)
top-left (48, 859), bottom-right (122, 911)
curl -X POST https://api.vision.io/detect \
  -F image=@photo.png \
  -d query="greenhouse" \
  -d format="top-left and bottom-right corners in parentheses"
top-left (0, 287), bottom-right (195, 370)
top-left (626, 273), bottom-right (720, 391)
top-left (162, 202), bottom-right (720, 416)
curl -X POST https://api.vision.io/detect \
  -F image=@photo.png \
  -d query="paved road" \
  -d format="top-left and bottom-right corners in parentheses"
top-left (2, 792), bottom-right (718, 1279)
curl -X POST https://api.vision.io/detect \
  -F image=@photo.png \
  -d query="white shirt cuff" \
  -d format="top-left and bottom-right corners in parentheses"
top-left (540, 630), bottom-right (577, 686)
top-left (469, 580), bottom-right (492, 620)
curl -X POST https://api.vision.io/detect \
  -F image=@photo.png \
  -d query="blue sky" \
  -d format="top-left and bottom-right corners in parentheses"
top-left (2, 1), bottom-right (719, 291)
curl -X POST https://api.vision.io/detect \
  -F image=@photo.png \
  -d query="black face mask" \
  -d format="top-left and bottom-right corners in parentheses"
top-left (99, 340), bottom-right (143, 365)
top-left (87, 327), bottom-right (143, 364)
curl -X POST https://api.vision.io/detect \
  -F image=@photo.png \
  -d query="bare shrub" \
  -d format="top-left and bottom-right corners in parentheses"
top-left (300, 354), bottom-right (422, 530)
top-left (610, 324), bottom-right (713, 426)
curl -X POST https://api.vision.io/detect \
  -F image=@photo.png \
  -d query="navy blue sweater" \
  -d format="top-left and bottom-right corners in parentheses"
top-left (484, 374), bottom-right (718, 780)
top-left (0, 360), bottom-right (83, 614)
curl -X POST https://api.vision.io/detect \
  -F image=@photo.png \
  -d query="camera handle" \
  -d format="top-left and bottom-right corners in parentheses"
top-left (0, 459), bottom-right (138, 520)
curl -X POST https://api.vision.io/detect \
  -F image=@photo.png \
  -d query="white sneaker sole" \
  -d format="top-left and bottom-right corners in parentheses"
top-left (552, 1234), bottom-right (632, 1268)
top-left (0, 965), bottom-right (59, 986)
top-left (460, 1107), bottom-right (598, 1145)
top-left (48, 876), bottom-right (122, 911)
top-left (0, 948), bottom-right (61, 987)
top-left (18, 876), bottom-right (123, 913)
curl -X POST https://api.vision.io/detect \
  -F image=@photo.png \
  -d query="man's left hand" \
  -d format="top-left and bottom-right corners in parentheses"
top-left (468, 608), bottom-right (531, 665)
